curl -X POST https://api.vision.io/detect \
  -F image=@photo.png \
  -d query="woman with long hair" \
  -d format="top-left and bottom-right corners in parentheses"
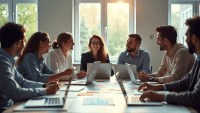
top-left (46, 32), bottom-right (86, 79)
top-left (80, 34), bottom-right (114, 75)
top-left (16, 31), bottom-right (72, 83)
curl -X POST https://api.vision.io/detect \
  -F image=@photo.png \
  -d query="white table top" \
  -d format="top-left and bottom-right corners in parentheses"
top-left (5, 76), bottom-right (197, 113)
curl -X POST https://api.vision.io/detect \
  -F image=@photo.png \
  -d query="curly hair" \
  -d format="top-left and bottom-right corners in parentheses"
top-left (88, 34), bottom-right (108, 63)
top-left (185, 16), bottom-right (200, 39)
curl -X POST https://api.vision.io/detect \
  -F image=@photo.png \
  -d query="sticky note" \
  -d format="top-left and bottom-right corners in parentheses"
top-left (95, 79), bottom-right (104, 82)
top-left (88, 88), bottom-right (101, 90)
top-left (77, 92), bottom-right (93, 96)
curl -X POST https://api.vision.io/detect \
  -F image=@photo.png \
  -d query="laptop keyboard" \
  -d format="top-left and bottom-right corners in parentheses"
top-left (130, 96), bottom-right (143, 103)
top-left (45, 97), bottom-right (60, 105)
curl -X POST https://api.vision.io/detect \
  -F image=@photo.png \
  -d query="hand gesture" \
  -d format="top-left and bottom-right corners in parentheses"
top-left (45, 81), bottom-right (59, 88)
top-left (138, 82), bottom-right (156, 91)
top-left (46, 84), bottom-right (60, 95)
top-left (137, 73), bottom-right (150, 81)
top-left (140, 91), bottom-right (164, 102)
top-left (63, 68), bottom-right (73, 76)
top-left (77, 70), bottom-right (86, 79)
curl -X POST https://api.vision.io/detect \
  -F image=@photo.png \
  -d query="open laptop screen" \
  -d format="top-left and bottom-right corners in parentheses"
top-left (64, 69), bottom-right (74, 98)
top-left (115, 72), bottom-right (128, 98)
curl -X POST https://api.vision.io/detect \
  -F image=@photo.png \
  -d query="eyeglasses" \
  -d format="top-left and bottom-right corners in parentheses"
top-left (91, 42), bottom-right (100, 45)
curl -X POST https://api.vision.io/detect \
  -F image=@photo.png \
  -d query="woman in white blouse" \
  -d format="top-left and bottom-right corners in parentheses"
top-left (46, 32), bottom-right (86, 79)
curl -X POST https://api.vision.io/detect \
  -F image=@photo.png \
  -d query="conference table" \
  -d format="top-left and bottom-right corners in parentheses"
top-left (3, 76), bottom-right (197, 113)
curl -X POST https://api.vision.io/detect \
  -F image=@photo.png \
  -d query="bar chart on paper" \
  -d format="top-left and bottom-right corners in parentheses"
top-left (83, 98), bottom-right (115, 106)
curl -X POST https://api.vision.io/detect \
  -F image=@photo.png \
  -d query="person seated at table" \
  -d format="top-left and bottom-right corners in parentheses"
top-left (117, 34), bottom-right (151, 74)
top-left (46, 32), bottom-right (86, 79)
top-left (0, 22), bottom-right (61, 112)
top-left (16, 31), bottom-right (73, 83)
top-left (137, 25), bottom-right (195, 83)
top-left (138, 16), bottom-right (200, 112)
top-left (80, 34), bottom-right (114, 75)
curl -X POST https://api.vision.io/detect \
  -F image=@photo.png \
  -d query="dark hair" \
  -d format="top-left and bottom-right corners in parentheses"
top-left (185, 16), bottom-right (200, 39)
top-left (16, 31), bottom-right (49, 66)
top-left (52, 32), bottom-right (73, 49)
top-left (88, 34), bottom-right (108, 63)
top-left (155, 25), bottom-right (177, 44)
top-left (128, 34), bottom-right (142, 44)
top-left (0, 22), bottom-right (25, 48)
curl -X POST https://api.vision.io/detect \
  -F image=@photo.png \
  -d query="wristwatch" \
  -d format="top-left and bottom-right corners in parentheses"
top-left (149, 76), bottom-right (154, 81)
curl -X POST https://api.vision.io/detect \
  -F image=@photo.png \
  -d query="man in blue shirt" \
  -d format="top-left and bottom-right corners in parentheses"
top-left (117, 34), bottom-right (151, 74)
top-left (138, 16), bottom-right (200, 112)
top-left (0, 22), bottom-right (60, 112)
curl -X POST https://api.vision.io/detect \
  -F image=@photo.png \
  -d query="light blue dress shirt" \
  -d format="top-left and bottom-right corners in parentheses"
top-left (0, 48), bottom-right (46, 112)
top-left (117, 48), bottom-right (151, 74)
top-left (17, 51), bottom-right (56, 83)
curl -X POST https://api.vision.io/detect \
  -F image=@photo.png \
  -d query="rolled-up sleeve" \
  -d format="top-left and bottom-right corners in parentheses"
top-left (0, 58), bottom-right (46, 102)
top-left (141, 52), bottom-right (151, 74)
top-left (22, 54), bottom-right (50, 83)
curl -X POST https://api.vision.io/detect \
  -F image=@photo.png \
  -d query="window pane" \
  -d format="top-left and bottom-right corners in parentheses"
top-left (171, 4), bottom-right (192, 46)
top-left (0, 4), bottom-right (8, 27)
top-left (79, 3), bottom-right (101, 56)
top-left (16, 4), bottom-right (37, 41)
top-left (107, 2), bottom-right (129, 57)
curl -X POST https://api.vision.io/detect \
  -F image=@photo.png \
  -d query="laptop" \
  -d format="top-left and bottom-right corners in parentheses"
top-left (24, 69), bottom-right (74, 108)
top-left (69, 61), bottom-right (100, 85)
top-left (115, 72), bottom-right (162, 106)
top-left (125, 63), bottom-right (158, 84)
top-left (114, 64), bottom-right (137, 79)
top-left (87, 63), bottom-right (111, 79)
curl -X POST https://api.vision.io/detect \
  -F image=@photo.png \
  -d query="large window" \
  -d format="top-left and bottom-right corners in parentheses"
top-left (169, 0), bottom-right (200, 47)
top-left (0, 0), bottom-right (38, 41)
top-left (74, 0), bottom-right (134, 63)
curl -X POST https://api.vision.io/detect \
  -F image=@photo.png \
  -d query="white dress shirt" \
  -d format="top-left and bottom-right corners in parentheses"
top-left (46, 48), bottom-right (73, 73)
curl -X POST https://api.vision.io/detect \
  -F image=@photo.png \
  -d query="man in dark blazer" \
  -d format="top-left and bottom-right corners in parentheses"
top-left (138, 16), bottom-right (200, 112)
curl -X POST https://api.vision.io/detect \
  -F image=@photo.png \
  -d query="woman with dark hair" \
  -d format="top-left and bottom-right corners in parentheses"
top-left (80, 34), bottom-right (114, 75)
top-left (46, 32), bottom-right (86, 79)
top-left (16, 31), bottom-right (72, 83)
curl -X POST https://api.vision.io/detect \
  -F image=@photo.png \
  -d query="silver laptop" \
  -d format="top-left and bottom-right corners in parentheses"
top-left (125, 63), bottom-right (158, 84)
top-left (114, 64), bottom-right (137, 79)
top-left (24, 69), bottom-right (74, 108)
top-left (115, 72), bottom-right (162, 106)
top-left (87, 63), bottom-right (111, 79)
top-left (69, 61), bottom-right (100, 85)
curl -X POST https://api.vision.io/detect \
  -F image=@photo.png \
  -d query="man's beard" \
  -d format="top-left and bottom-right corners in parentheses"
top-left (188, 38), bottom-right (196, 54)
top-left (126, 46), bottom-right (136, 52)
top-left (159, 42), bottom-right (167, 51)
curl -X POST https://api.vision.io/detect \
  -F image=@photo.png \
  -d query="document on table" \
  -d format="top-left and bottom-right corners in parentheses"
top-left (59, 86), bottom-right (86, 92)
top-left (133, 89), bottom-right (169, 95)
top-left (82, 98), bottom-right (115, 106)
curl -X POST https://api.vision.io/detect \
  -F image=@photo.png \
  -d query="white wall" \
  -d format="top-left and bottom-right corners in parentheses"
top-left (38, 0), bottom-right (168, 73)
top-left (136, 0), bottom-right (168, 72)
top-left (38, 0), bottom-right (73, 59)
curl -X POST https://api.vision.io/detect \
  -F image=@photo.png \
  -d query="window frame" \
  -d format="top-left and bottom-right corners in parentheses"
top-left (73, 0), bottom-right (134, 63)
top-left (168, 0), bottom-right (200, 46)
